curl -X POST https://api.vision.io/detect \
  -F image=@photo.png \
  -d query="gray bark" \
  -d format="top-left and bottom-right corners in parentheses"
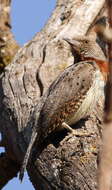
top-left (0, 0), bottom-right (106, 189)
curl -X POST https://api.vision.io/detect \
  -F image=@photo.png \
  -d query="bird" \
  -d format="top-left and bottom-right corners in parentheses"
top-left (19, 36), bottom-right (108, 181)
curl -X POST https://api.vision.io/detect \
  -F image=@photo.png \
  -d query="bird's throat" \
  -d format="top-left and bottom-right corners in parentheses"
top-left (83, 57), bottom-right (108, 81)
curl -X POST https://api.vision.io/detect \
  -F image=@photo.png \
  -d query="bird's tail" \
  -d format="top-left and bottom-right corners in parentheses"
top-left (19, 130), bottom-right (37, 182)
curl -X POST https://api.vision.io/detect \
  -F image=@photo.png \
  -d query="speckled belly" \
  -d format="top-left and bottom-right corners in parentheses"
top-left (67, 70), bottom-right (105, 125)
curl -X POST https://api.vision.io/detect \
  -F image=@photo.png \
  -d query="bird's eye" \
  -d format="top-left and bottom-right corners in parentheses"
top-left (84, 40), bottom-right (88, 44)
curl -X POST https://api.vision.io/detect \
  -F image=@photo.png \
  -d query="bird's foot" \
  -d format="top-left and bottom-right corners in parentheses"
top-left (62, 122), bottom-right (94, 137)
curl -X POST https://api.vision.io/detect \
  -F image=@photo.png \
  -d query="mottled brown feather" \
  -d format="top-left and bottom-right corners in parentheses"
top-left (38, 60), bottom-right (103, 139)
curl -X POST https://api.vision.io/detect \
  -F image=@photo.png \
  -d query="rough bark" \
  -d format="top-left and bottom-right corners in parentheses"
top-left (0, 0), bottom-right (107, 189)
top-left (0, 0), bottom-right (19, 188)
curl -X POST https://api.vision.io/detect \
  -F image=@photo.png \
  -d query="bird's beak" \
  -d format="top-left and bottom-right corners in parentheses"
top-left (63, 38), bottom-right (81, 47)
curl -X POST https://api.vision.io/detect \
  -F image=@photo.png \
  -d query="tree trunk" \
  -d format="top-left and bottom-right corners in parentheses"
top-left (0, 0), bottom-right (106, 189)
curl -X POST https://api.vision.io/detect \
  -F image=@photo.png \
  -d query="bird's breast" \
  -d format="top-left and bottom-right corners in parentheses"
top-left (67, 69), bottom-right (105, 125)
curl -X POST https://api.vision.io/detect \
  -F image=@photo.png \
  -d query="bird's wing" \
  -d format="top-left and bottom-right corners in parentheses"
top-left (38, 61), bottom-right (98, 136)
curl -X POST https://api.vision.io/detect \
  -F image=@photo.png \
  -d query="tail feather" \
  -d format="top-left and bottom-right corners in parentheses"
top-left (19, 131), bottom-right (37, 182)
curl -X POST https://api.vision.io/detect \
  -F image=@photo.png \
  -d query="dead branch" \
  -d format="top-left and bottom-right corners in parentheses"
top-left (0, 0), bottom-right (106, 189)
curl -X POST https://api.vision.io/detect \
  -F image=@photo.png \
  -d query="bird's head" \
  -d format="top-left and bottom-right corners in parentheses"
top-left (64, 36), bottom-right (108, 80)
top-left (64, 36), bottom-right (106, 61)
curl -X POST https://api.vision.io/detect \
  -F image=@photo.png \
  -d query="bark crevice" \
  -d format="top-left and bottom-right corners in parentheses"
top-left (0, 0), bottom-right (107, 189)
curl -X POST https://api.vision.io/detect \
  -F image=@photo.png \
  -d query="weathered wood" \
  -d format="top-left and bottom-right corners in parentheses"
top-left (0, 0), bottom-right (106, 189)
